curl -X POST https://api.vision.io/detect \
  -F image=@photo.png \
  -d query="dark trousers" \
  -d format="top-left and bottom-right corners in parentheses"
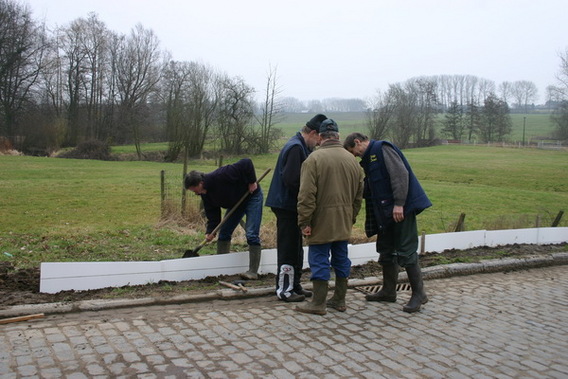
top-left (377, 212), bottom-right (419, 267)
top-left (272, 208), bottom-right (304, 298)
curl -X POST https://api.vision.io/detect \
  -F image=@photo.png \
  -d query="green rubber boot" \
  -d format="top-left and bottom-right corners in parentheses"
top-left (327, 277), bottom-right (348, 312)
top-left (240, 245), bottom-right (261, 280)
top-left (295, 280), bottom-right (328, 315)
top-left (216, 240), bottom-right (231, 255)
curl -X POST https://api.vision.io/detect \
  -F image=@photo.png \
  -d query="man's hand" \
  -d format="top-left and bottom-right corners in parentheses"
top-left (393, 205), bottom-right (404, 223)
top-left (248, 182), bottom-right (258, 193)
top-left (301, 226), bottom-right (312, 236)
top-left (205, 233), bottom-right (216, 242)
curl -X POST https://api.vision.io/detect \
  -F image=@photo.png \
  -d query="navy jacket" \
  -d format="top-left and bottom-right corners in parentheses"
top-left (265, 132), bottom-right (311, 212)
top-left (361, 140), bottom-right (431, 234)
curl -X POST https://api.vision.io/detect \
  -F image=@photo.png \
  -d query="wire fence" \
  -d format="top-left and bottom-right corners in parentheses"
top-left (159, 169), bottom-right (205, 227)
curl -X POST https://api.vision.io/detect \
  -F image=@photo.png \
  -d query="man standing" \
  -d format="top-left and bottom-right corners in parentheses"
top-left (344, 132), bottom-right (432, 313)
top-left (184, 158), bottom-right (263, 280)
top-left (295, 119), bottom-right (364, 315)
top-left (265, 114), bottom-right (326, 302)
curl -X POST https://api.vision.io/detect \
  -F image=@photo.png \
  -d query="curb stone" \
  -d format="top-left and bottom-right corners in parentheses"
top-left (1, 253), bottom-right (567, 318)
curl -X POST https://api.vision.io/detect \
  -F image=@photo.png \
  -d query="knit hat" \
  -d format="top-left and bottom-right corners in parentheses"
top-left (306, 114), bottom-right (327, 131)
top-left (319, 118), bottom-right (338, 133)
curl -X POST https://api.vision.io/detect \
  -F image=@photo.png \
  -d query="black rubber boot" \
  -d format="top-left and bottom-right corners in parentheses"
top-left (297, 288), bottom-right (313, 298)
top-left (403, 264), bottom-right (428, 313)
top-left (366, 263), bottom-right (398, 302)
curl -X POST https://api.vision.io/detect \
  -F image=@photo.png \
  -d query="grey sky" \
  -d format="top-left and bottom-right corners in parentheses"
top-left (26, 0), bottom-right (567, 103)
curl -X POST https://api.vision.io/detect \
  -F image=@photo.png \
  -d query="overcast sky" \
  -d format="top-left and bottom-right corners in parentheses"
top-left (25, 0), bottom-right (567, 103)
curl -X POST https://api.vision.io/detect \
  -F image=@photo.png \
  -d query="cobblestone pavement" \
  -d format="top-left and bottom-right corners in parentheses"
top-left (1, 265), bottom-right (567, 378)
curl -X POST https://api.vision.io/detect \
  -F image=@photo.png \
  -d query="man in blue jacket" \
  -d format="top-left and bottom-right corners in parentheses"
top-left (184, 158), bottom-right (263, 280)
top-left (265, 114), bottom-right (326, 302)
top-left (344, 132), bottom-right (432, 313)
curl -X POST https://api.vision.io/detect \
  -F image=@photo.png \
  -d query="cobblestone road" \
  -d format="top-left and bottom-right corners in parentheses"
top-left (1, 265), bottom-right (567, 378)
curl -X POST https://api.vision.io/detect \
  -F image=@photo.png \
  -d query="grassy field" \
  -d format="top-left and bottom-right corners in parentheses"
top-left (1, 142), bottom-right (566, 269)
top-left (274, 112), bottom-right (557, 143)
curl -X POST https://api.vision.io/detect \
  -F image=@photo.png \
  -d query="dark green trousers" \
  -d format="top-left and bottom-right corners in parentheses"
top-left (376, 212), bottom-right (419, 267)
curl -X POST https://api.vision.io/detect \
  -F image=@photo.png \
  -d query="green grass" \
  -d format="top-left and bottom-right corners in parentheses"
top-left (1, 142), bottom-right (567, 269)
top-left (274, 112), bottom-right (557, 143)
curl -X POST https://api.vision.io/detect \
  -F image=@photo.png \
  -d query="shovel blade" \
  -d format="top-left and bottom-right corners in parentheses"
top-left (182, 249), bottom-right (200, 258)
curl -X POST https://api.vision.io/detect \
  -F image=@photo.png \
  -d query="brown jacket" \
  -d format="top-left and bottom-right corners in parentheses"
top-left (297, 139), bottom-right (364, 245)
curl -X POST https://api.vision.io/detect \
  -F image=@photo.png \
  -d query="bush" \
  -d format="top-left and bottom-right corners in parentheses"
top-left (58, 140), bottom-right (113, 160)
top-left (0, 136), bottom-right (13, 151)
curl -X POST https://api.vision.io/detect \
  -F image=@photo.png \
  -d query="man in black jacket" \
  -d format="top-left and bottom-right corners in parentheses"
top-left (265, 114), bottom-right (326, 302)
top-left (185, 158), bottom-right (263, 280)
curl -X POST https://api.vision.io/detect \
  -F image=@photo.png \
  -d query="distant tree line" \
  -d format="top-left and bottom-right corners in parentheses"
top-left (365, 76), bottom-right (513, 147)
top-left (0, 1), bottom-right (288, 158)
top-left (1, 0), bottom-right (564, 158)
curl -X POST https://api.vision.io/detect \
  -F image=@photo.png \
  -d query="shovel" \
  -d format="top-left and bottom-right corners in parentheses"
top-left (182, 167), bottom-right (271, 258)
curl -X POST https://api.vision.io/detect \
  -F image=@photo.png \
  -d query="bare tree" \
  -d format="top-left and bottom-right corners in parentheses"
top-left (387, 83), bottom-right (419, 148)
top-left (510, 80), bottom-right (538, 113)
top-left (280, 96), bottom-right (304, 112)
top-left (498, 81), bottom-right (512, 106)
top-left (114, 24), bottom-right (163, 158)
top-left (254, 65), bottom-right (283, 154)
top-left (550, 47), bottom-right (568, 139)
top-left (0, 0), bottom-right (46, 147)
top-left (79, 13), bottom-right (113, 141)
top-left (216, 75), bottom-right (255, 154)
top-left (366, 89), bottom-right (396, 140)
top-left (163, 60), bottom-right (218, 161)
top-left (413, 78), bottom-right (437, 143)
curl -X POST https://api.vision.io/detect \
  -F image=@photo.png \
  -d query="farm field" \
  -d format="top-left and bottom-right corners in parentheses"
top-left (1, 143), bottom-right (566, 270)
top-left (111, 113), bottom-right (559, 156)
top-left (276, 112), bottom-right (558, 144)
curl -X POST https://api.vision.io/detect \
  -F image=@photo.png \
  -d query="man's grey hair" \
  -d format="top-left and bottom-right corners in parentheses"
top-left (319, 131), bottom-right (340, 140)
top-left (184, 170), bottom-right (205, 189)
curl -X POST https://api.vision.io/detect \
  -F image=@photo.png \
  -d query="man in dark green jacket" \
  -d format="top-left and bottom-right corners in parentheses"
top-left (295, 119), bottom-right (364, 315)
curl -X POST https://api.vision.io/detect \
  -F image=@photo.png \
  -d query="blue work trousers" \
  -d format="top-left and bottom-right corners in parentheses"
top-left (308, 240), bottom-right (351, 281)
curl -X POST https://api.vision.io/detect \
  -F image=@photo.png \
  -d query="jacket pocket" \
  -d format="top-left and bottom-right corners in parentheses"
top-left (374, 198), bottom-right (394, 230)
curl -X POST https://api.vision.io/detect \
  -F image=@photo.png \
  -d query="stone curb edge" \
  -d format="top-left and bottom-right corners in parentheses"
top-left (1, 252), bottom-right (567, 318)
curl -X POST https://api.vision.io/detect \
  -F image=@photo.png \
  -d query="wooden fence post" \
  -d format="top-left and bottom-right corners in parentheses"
top-left (551, 211), bottom-right (564, 227)
top-left (160, 170), bottom-right (165, 217)
top-left (454, 213), bottom-right (466, 232)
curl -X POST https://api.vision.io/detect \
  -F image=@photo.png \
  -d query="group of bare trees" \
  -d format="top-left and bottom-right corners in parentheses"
top-left (280, 96), bottom-right (367, 113)
top-left (366, 75), bottom-right (515, 147)
top-left (430, 74), bottom-right (539, 114)
top-left (0, 1), bottom-right (275, 158)
top-left (2, 0), bottom-right (563, 158)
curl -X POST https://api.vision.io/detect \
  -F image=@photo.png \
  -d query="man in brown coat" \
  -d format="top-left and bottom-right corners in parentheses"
top-left (295, 119), bottom-right (364, 315)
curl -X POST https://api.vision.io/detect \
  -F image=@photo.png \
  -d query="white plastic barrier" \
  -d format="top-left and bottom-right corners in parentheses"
top-left (40, 227), bottom-right (568, 293)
